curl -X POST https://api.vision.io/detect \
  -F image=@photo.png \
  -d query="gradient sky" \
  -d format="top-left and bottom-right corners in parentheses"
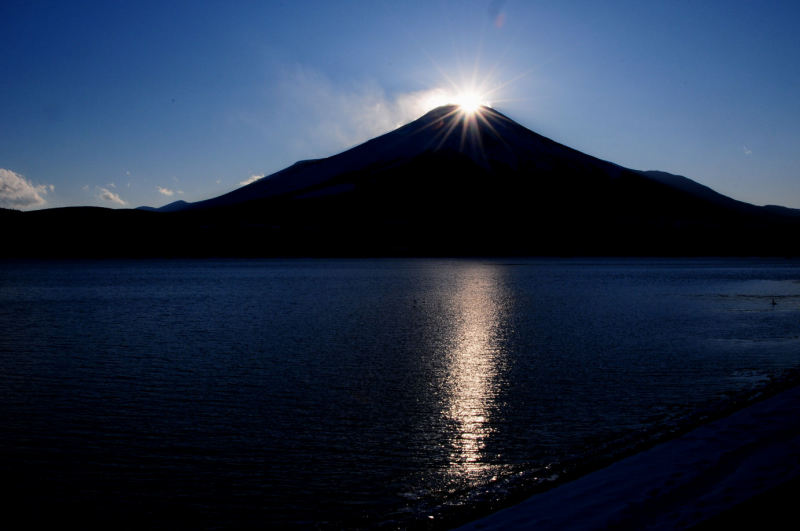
top-left (2, 0), bottom-right (799, 210)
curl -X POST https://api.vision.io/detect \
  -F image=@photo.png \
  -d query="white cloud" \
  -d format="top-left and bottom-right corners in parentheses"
top-left (743, 145), bottom-right (752, 156)
top-left (157, 186), bottom-right (174, 196)
top-left (251, 65), bottom-right (460, 159)
top-left (98, 187), bottom-right (127, 205)
top-left (239, 174), bottom-right (263, 187)
top-left (0, 168), bottom-right (52, 209)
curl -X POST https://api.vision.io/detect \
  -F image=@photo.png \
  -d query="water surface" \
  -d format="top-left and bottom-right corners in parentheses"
top-left (1, 258), bottom-right (799, 528)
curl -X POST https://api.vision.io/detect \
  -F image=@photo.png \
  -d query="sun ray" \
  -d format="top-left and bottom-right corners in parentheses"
top-left (408, 58), bottom-right (530, 158)
top-left (433, 108), bottom-right (466, 150)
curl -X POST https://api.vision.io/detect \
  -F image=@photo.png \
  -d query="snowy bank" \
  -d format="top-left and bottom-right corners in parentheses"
top-left (459, 384), bottom-right (800, 529)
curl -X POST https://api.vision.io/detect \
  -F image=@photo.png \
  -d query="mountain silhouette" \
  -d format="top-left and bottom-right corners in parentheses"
top-left (4, 105), bottom-right (799, 256)
top-left (136, 200), bottom-right (189, 213)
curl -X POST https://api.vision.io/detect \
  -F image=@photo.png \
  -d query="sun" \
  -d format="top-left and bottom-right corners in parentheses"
top-left (452, 91), bottom-right (489, 114)
top-left (410, 64), bottom-right (517, 151)
top-left (422, 87), bottom-right (492, 115)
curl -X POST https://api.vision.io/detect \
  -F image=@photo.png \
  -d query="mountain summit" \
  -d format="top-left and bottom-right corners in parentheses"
top-left (189, 104), bottom-right (629, 211)
top-left (4, 106), bottom-right (799, 256)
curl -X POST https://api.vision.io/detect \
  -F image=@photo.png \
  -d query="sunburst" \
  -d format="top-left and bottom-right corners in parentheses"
top-left (410, 61), bottom-right (524, 159)
top-left (452, 90), bottom-right (490, 114)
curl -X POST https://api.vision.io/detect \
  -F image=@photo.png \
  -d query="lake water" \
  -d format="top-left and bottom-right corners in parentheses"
top-left (1, 258), bottom-right (800, 529)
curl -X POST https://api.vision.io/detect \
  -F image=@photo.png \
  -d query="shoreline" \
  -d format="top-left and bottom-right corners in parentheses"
top-left (455, 377), bottom-right (800, 530)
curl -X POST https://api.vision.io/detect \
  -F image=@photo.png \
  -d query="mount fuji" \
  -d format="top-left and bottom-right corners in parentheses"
top-left (4, 105), bottom-right (799, 256)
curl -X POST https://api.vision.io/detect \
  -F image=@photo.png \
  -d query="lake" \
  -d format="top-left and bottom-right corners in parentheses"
top-left (1, 258), bottom-right (799, 528)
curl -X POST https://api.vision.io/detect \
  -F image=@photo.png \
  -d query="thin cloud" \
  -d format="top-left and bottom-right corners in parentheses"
top-left (263, 65), bottom-right (456, 158)
top-left (743, 145), bottom-right (752, 156)
top-left (0, 168), bottom-right (52, 209)
top-left (157, 186), bottom-right (174, 196)
top-left (98, 187), bottom-right (127, 205)
top-left (239, 174), bottom-right (263, 187)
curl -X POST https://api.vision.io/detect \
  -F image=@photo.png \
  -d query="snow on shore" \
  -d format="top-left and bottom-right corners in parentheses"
top-left (459, 384), bottom-right (800, 530)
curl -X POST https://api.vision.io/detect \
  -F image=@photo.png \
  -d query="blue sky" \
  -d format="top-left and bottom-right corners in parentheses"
top-left (2, 0), bottom-right (799, 210)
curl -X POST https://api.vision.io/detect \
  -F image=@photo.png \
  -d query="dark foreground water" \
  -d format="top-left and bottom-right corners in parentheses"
top-left (1, 258), bottom-right (800, 529)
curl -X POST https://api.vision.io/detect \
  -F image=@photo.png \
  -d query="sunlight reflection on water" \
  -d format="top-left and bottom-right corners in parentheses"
top-left (440, 263), bottom-right (510, 482)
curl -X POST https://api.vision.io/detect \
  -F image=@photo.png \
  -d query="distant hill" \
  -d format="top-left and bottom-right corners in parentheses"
top-left (4, 105), bottom-right (799, 257)
top-left (136, 200), bottom-right (189, 212)
top-left (638, 170), bottom-right (751, 210)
